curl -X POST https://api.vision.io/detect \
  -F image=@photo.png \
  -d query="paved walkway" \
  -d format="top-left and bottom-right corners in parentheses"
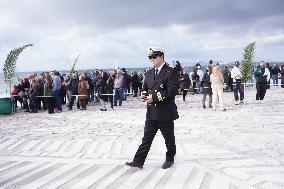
top-left (0, 87), bottom-right (283, 188)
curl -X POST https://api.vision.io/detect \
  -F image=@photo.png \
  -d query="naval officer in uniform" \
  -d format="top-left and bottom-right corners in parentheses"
top-left (126, 47), bottom-right (179, 169)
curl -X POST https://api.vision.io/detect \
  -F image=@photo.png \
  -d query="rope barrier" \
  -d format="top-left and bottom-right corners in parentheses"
top-left (11, 83), bottom-right (283, 98)
top-left (183, 82), bottom-right (284, 90)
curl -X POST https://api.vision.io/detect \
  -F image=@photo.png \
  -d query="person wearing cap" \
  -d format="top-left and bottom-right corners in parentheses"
top-left (254, 61), bottom-right (270, 103)
top-left (231, 61), bottom-right (244, 105)
top-left (126, 47), bottom-right (179, 169)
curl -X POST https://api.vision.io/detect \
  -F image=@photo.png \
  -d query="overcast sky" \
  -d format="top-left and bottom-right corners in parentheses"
top-left (0, 0), bottom-right (284, 72)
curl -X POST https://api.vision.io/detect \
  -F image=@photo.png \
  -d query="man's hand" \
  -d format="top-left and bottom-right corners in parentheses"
top-left (145, 94), bottom-right (153, 104)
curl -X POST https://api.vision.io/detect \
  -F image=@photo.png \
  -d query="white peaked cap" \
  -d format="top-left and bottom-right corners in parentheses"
top-left (148, 47), bottom-right (165, 55)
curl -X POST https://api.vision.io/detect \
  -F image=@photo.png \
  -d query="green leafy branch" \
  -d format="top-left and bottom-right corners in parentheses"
top-left (70, 54), bottom-right (80, 75)
top-left (241, 42), bottom-right (256, 83)
top-left (3, 44), bottom-right (33, 84)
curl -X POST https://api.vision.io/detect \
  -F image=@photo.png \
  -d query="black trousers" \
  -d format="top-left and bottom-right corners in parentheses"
top-left (133, 120), bottom-right (176, 165)
top-left (182, 89), bottom-right (188, 101)
top-left (69, 96), bottom-right (76, 109)
top-left (45, 97), bottom-right (54, 114)
top-left (233, 82), bottom-right (244, 101)
top-left (256, 82), bottom-right (267, 100)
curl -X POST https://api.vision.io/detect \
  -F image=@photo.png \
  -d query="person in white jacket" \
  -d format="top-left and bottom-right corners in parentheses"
top-left (231, 61), bottom-right (244, 105)
top-left (210, 65), bottom-right (226, 111)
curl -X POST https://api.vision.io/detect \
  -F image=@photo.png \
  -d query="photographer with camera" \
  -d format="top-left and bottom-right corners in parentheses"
top-left (231, 61), bottom-right (244, 105)
top-left (126, 47), bottom-right (179, 169)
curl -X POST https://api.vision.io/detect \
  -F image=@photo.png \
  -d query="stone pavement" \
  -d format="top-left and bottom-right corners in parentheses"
top-left (0, 87), bottom-right (283, 189)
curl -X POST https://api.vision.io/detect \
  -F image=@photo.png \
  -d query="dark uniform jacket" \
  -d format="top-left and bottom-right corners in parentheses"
top-left (142, 63), bottom-right (179, 121)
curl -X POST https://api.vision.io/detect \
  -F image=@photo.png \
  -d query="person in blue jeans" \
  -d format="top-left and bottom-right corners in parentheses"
top-left (52, 71), bottom-right (62, 112)
top-left (114, 88), bottom-right (124, 106)
top-left (113, 69), bottom-right (124, 106)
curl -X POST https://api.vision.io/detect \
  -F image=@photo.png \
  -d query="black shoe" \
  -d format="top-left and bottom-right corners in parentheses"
top-left (209, 105), bottom-right (213, 108)
top-left (68, 108), bottom-right (72, 110)
top-left (125, 162), bottom-right (143, 169)
top-left (203, 105), bottom-right (206, 109)
top-left (100, 108), bottom-right (107, 111)
top-left (162, 161), bottom-right (174, 169)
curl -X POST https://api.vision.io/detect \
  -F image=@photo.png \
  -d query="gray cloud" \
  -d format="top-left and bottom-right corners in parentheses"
top-left (0, 0), bottom-right (284, 71)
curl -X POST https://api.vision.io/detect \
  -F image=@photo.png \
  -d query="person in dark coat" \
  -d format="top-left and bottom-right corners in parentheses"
top-left (191, 67), bottom-right (199, 94)
top-left (28, 78), bottom-right (38, 113)
top-left (173, 60), bottom-right (182, 74)
top-left (131, 71), bottom-right (140, 97)
top-left (96, 72), bottom-right (109, 111)
top-left (254, 61), bottom-right (270, 102)
top-left (280, 65), bottom-right (284, 88)
top-left (44, 74), bottom-right (55, 114)
top-left (126, 47), bottom-right (179, 169)
top-left (106, 76), bottom-right (114, 109)
top-left (271, 63), bottom-right (280, 86)
top-left (67, 74), bottom-right (78, 110)
top-left (179, 69), bottom-right (191, 101)
top-left (85, 73), bottom-right (94, 102)
top-left (202, 66), bottom-right (213, 108)
top-left (223, 65), bottom-right (230, 92)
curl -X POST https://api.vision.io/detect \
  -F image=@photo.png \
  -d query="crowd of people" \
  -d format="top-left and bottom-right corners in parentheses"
top-left (11, 68), bottom-right (145, 113)
top-left (11, 60), bottom-right (284, 114)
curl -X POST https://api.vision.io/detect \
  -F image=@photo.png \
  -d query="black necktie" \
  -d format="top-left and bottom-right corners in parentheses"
top-left (155, 69), bottom-right (159, 79)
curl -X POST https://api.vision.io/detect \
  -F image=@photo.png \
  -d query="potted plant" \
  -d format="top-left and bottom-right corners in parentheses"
top-left (0, 44), bottom-right (33, 115)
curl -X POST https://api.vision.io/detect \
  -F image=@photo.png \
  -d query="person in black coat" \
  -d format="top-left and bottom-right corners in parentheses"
top-left (191, 67), bottom-right (200, 94)
top-left (202, 66), bottom-right (213, 108)
top-left (179, 69), bottom-right (191, 101)
top-left (131, 71), bottom-right (140, 97)
top-left (67, 74), bottom-right (78, 110)
top-left (96, 72), bottom-right (109, 111)
top-left (106, 76), bottom-right (114, 109)
top-left (281, 65), bottom-right (284, 88)
top-left (126, 47), bottom-right (179, 169)
top-left (254, 61), bottom-right (270, 102)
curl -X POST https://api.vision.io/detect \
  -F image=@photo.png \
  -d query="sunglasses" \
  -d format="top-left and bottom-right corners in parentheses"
top-left (148, 54), bottom-right (159, 60)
